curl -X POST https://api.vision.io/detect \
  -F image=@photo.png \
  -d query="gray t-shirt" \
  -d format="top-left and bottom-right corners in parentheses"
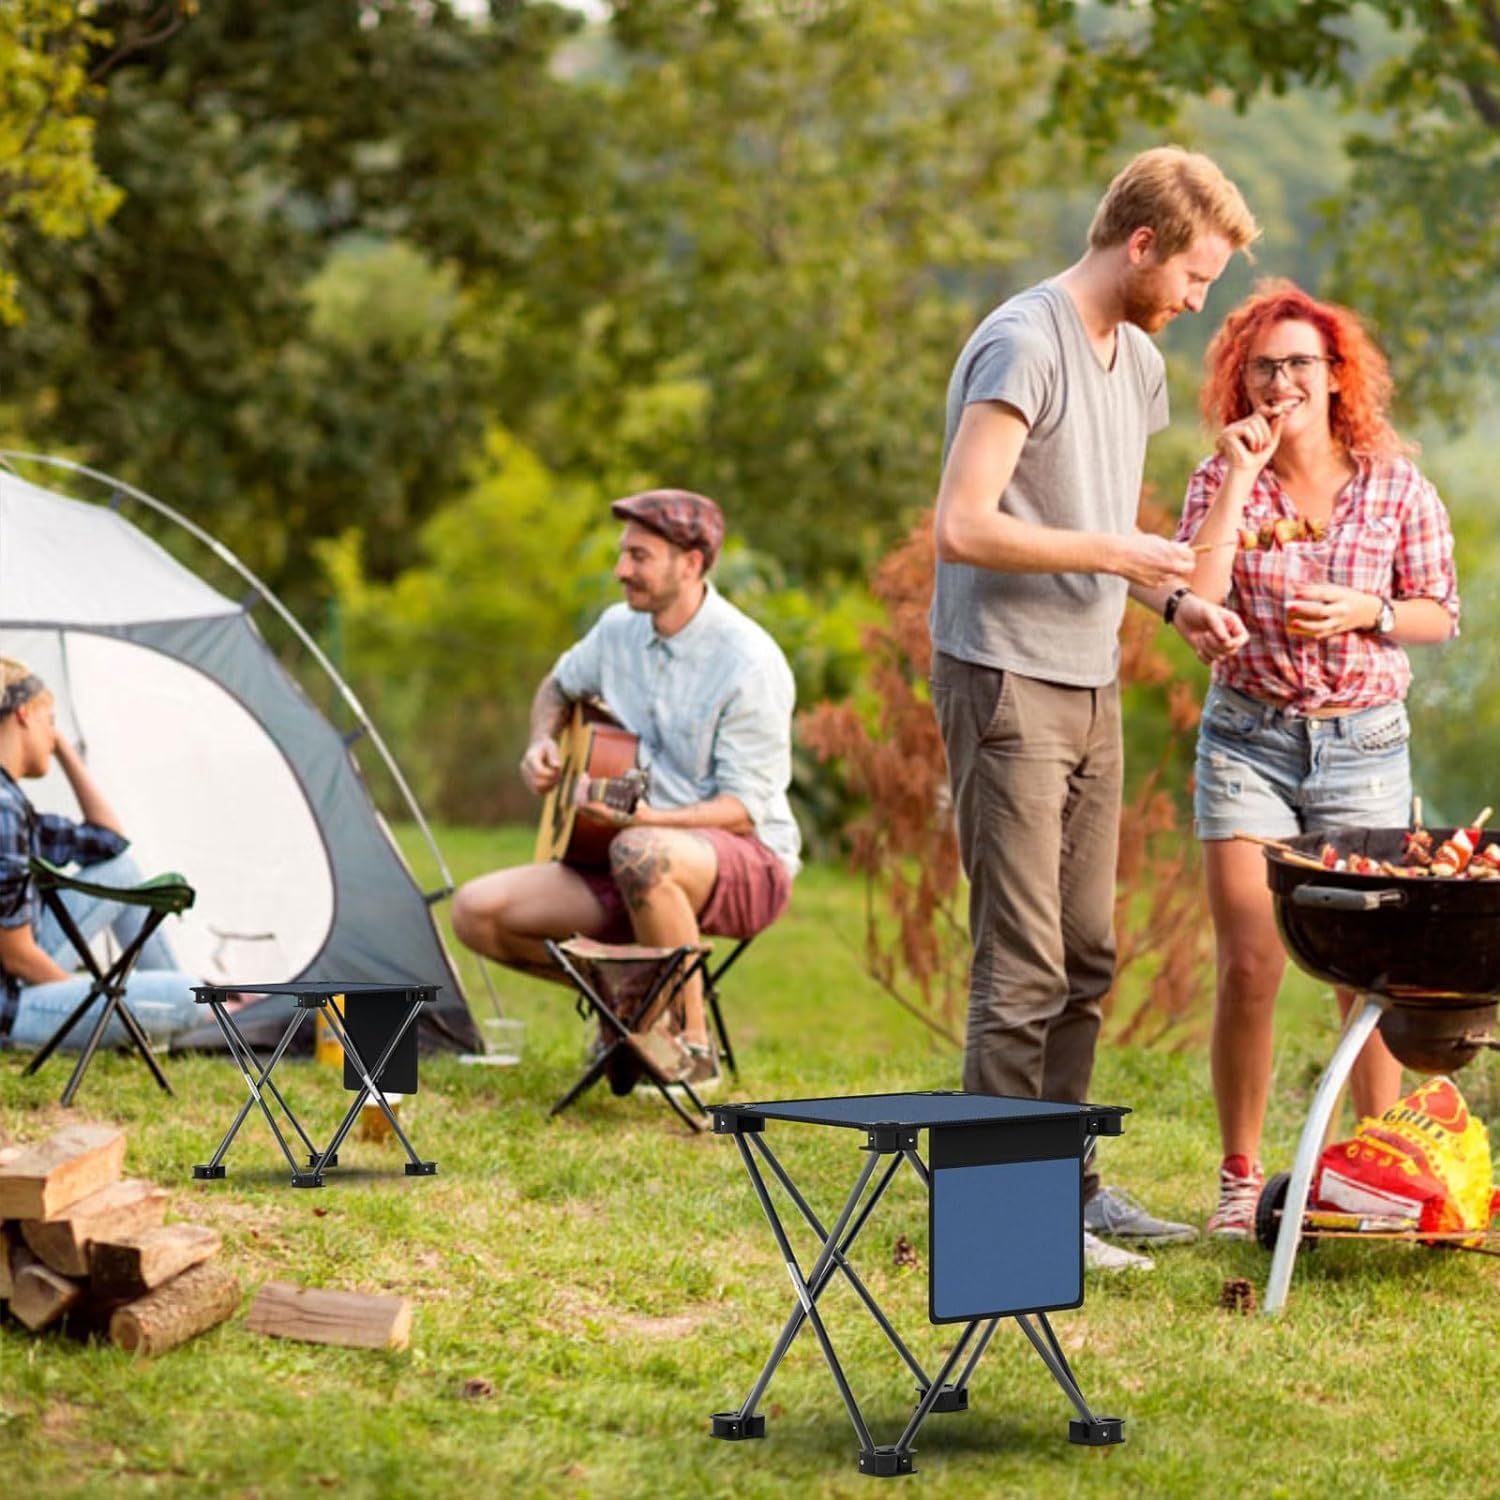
top-left (930, 280), bottom-right (1168, 688)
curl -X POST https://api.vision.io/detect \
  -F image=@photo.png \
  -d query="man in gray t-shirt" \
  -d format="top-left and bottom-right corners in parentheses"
top-left (930, 148), bottom-right (1257, 1270)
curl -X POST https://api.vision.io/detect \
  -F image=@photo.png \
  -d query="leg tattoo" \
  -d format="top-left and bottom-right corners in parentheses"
top-left (612, 835), bottom-right (670, 913)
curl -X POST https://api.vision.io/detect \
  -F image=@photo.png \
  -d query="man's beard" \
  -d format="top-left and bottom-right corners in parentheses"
top-left (1120, 265), bottom-right (1177, 333)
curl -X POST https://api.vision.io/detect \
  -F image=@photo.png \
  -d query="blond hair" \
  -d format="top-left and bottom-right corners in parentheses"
top-left (1088, 146), bottom-right (1259, 260)
top-left (0, 656), bottom-right (47, 719)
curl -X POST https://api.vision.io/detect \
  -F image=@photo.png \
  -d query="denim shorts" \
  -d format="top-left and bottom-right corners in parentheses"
top-left (1193, 682), bottom-right (1413, 841)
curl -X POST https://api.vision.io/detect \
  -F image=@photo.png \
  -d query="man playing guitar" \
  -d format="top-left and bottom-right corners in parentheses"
top-left (452, 489), bottom-right (800, 1088)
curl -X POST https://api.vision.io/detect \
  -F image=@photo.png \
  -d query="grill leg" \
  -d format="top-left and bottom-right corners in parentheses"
top-left (1263, 994), bottom-right (1385, 1314)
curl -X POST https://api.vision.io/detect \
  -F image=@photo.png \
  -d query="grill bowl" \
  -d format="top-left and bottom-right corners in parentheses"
top-left (1265, 829), bottom-right (1500, 1071)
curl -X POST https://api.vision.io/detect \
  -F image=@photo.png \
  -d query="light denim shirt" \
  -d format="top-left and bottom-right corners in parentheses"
top-left (553, 584), bottom-right (802, 877)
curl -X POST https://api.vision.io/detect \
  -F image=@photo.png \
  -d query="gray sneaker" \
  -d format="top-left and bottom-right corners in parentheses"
top-left (1085, 1185), bottom-right (1197, 1244)
top-left (1083, 1231), bottom-right (1153, 1273)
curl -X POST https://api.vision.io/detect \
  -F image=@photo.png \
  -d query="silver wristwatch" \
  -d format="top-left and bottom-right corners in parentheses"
top-left (1374, 596), bottom-right (1395, 635)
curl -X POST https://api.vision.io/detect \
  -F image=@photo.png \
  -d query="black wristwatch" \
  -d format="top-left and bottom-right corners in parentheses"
top-left (1163, 586), bottom-right (1192, 626)
top-left (1373, 595), bottom-right (1395, 635)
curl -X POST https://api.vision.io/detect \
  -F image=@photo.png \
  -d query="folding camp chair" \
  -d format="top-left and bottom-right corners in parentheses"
top-left (545, 936), bottom-right (754, 1131)
top-left (20, 856), bottom-right (195, 1106)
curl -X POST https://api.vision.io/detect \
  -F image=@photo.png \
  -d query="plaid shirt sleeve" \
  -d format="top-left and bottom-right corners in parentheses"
top-left (1391, 466), bottom-right (1460, 627)
top-left (1173, 457), bottom-right (1223, 543)
top-left (0, 793), bottom-right (31, 929)
top-left (34, 814), bottom-right (129, 871)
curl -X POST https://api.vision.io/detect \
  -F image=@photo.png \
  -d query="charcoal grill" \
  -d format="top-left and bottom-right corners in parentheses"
top-left (1258, 827), bottom-right (1500, 1311)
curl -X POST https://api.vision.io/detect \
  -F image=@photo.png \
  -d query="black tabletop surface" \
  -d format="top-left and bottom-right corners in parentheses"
top-left (192, 981), bottom-right (438, 1001)
top-left (730, 1091), bottom-right (1127, 1131)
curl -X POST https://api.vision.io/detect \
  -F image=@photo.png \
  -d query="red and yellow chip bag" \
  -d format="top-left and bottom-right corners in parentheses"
top-left (1312, 1077), bottom-right (1495, 1243)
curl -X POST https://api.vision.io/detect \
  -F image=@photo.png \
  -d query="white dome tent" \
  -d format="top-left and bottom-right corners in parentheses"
top-left (0, 453), bottom-right (482, 1053)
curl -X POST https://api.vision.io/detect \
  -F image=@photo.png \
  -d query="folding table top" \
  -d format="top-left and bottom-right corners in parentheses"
top-left (729, 1091), bottom-right (1127, 1132)
top-left (193, 981), bottom-right (438, 1004)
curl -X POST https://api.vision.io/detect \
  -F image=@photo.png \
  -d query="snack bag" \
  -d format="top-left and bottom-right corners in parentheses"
top-left (1312, 1077), bottom-right (1495, 1243)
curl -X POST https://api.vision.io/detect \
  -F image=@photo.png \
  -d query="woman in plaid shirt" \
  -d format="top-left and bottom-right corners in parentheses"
top-left (1173, 280), bottom-right (1459, 1239)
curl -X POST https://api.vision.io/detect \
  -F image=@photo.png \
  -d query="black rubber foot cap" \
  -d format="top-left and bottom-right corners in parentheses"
top-left (710, 1412), bottom-right (766, 1441)
top-left (919, 1383), bottom-right (968, 1413)
top-left (858, 1447), bottom-right (914, 1477)
top-left (291, 1172), bottom-right (325, 1189)
top-left (1069, 1416), bottom-right (1125, 1446)
top-left (192, 1164), bottom-right (226, 1180)
top-left (309, 1151), bottom-right (339, 1168)
top-left (404, 1161), bottom-right (438, 1176)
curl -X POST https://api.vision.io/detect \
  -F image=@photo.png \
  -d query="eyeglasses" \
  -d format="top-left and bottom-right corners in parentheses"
top-left (1245, 354), bottom-right (1340, 387)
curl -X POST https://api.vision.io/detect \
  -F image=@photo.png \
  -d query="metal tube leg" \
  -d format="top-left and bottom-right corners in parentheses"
top-left (730, 1137), bottom-right (882, 1453)
top-left (748, 1137), bottom-right (931, 1390)
top-left (1015, 1315), bottom-right (1094, 1423)
top-left (892, 1322), bottom-right (978, 1455)
top-left (1263, 995), bottom-right (1385, 1314)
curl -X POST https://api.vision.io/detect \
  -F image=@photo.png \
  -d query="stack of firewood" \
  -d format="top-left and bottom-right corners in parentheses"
top-left (0, 1123), bottom-right (238, 1355)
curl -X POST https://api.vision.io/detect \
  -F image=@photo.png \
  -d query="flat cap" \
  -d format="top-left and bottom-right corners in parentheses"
top-left (610, 488), bottom-right (725, 568)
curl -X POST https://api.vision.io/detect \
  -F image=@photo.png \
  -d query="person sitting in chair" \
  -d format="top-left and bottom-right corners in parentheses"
top-left (0, 657), bottom-right (200, 1049)
top-left (452, 489), bottom-right (801, 1088)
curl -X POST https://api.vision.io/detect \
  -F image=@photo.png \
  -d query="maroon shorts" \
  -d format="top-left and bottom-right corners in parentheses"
top-left (577, 828), bottom-right (791, 945)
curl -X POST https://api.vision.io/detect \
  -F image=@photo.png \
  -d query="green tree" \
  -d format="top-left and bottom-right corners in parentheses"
top-left (481, 0), bottom-right (1084, 577)
top-left (0, 1), bottom-right (582, 601)
top-left (1035, 0), bottom-right (1500, 423)
top-left (0, 0), bottom-right (128, 322)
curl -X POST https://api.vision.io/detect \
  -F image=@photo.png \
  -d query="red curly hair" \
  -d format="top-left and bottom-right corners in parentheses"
top-left (1200, 279), bottom-right (1408, 459)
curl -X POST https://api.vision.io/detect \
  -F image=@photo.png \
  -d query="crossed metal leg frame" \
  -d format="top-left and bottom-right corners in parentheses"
top-left (545, 939), bottom-right (712, 1132)
top-left (192, 995), bottom-right (437, 1188)
top-left (23, 899), bottom-right (174, 1108)
top-left (711, 1120), bottom-right (1122, 1477)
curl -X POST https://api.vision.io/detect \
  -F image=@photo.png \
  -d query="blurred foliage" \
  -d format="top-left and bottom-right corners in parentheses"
top-left (0, 0), bottom-right (1496, 830)
top-left (488, 0), bottom-right (1084, 577)
top-left (1035, 0), bottom-right (1500, 425)
top-left (0, 1), bottom-right (132, 322)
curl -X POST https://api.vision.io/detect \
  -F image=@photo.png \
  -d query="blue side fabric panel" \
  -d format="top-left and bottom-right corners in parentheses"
top-left (931, 1158), bottom-right (1082, 1320)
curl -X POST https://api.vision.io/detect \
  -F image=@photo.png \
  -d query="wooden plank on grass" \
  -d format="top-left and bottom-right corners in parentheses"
top-left (247, 1281), bottom-right (413, 1350)
top-left (0, 1125), bottom-right (126, 1219)
top-left (21, 1179), bottom-right (169, 1277)
top-left (109, 1261), bottom-right (240, 1356)
top-left (89, 1224), bottom-right (221, 1299)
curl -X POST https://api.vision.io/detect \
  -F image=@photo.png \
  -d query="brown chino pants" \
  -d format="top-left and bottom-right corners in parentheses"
top-left (932, 653), bottom-right (1122, 1196)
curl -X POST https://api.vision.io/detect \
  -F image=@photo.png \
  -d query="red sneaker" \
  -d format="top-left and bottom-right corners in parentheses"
top-left (1207, 1157), bottom-right (1264, 1240)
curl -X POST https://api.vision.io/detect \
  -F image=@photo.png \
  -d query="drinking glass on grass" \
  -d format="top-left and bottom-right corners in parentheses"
top-left (1283, 542), bottom-right (1329, 638)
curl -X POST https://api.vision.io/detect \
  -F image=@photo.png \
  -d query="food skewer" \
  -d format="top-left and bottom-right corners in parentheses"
top-left (1231, 831), bottom-right (1328, 870)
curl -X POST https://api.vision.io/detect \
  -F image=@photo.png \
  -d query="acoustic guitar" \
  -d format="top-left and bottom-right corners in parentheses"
top-left (534, 703), bottom-right (648, 868)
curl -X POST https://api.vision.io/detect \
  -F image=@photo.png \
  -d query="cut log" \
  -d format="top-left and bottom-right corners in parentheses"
top-left (21, 1179), bottom-right (168, 1277)
top-left (0, 1221), bottom-right (19, 1299)
top-left (0, 1125), bottom-right (126, 1219)
top-left (9, 1245), bottom-right (84, 1331)
top-left (247, 1281), bottom-right (413, 1351)
top-left (109, 1261), bottom-right (240, 1356)
top-left (88, 1224), bottom-right (221, 1299)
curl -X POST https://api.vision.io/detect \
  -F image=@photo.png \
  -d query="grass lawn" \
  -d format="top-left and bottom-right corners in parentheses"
top-left (3, 823), bottom-right (1500, 1497)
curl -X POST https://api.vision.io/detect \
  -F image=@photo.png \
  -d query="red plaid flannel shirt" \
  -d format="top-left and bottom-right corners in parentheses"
top-left (1175, 454), bottom-right (1459, 712)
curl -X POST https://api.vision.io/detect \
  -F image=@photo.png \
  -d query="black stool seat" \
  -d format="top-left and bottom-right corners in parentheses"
top-left (191, 981), bottom-right (439, 1188)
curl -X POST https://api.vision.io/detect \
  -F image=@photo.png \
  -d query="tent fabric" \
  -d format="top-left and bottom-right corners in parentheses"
top-left (0, 468), bottom-right (479, 1052)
